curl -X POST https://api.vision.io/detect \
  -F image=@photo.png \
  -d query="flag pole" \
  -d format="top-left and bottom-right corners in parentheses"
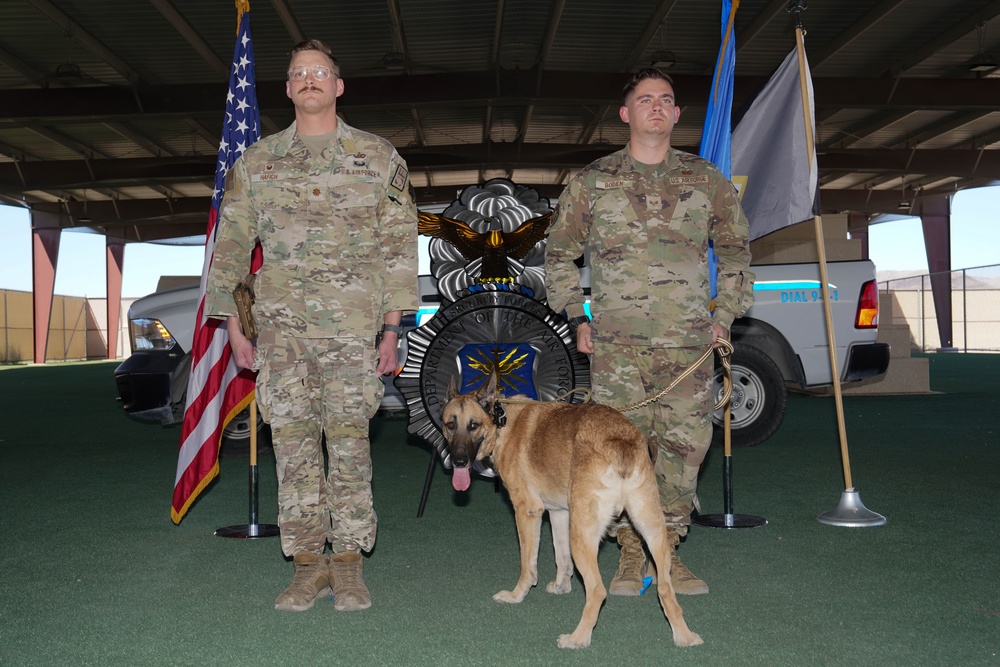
top-left (692, 0), bottom-right (766, 530)
top-left (215, 398), bottom-right (280, 538)
top-left (788, 3), bottom-right (885, 527)
top-left (696, 342), bottom-right (767, 529)
top-left (213, 0), bottom-right (278, 539)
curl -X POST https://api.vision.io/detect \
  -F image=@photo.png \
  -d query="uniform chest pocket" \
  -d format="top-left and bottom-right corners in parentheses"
top-left (327, 176), bottom-right (381, 259)
top-left (592, 189), bottom-right (644, 256)
top-left (668, 189), bottom-right (712, 241)
top-left (327, 175), bottom-right (379, 209)
top-left (252, 174), bottom-right (307, 261)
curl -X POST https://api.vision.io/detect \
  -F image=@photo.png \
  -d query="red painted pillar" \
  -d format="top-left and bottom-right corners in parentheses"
top-left (919, 195), bottom-right (953, 350)
top-left (30, 219), bottom-right (61, 364)
top-left (106, 240), bottom-right (125, 359)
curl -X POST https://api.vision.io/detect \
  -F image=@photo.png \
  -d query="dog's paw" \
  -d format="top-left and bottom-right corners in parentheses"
top-left (545, 579), bottom-right (571, 595)
top-left (674, 631), bottom-right (704, 648)
top-left (492, 589), bottom-right (525, 604)
top-left (557, 633), bottom-right (591, 649)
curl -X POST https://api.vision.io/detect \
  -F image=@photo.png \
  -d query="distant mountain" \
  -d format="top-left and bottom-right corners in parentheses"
top-left (877, 269), bottom-right (1000, 290)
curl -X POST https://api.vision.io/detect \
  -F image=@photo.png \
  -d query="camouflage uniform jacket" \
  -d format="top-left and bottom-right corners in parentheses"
top-left (205, 120), bottom-right (418, 338)
top-left (545, 145), bottom-right (754, 348)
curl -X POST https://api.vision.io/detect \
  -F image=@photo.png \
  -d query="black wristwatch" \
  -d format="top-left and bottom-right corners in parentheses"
top-left (380, 323), bottom-right (404, 336)
top-left (566, 315), bottom-right (591, 332)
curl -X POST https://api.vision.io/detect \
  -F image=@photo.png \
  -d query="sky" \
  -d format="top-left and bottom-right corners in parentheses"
top-left (0, 185), bottom-right (998, 299)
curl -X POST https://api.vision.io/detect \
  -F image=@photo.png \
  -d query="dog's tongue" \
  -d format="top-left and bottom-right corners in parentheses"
top-left (452, 466), bottom-right (471, 491)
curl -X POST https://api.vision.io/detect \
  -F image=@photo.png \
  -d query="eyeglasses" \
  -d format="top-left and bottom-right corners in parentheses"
top-left (287, 65), bottom-right (335, 82)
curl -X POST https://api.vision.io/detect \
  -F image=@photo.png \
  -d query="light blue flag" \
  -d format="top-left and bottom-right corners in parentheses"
top-left (699, 0), bottom-right (738, 301)
top-left (699, 0), bottom-right (738, 179)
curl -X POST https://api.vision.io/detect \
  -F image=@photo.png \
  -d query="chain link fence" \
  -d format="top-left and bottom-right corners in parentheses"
top-left (879, 264), bottom-right (1000, 353)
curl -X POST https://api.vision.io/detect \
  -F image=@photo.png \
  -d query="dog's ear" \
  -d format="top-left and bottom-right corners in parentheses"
top-left (447, 374), bottom-right (461, 400)
top-left (476, 369), bottom-right (498, 408)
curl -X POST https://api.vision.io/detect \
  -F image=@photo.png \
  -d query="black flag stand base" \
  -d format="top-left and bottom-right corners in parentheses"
top-left (693, 454), bottom-right (767, 530)
top-left (216, 401), bottom-right (280, 539)
top-left (214, 464), bottom-right (281, 538)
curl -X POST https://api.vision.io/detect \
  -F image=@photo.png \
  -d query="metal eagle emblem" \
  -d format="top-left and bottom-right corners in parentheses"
top-left (395, 178), bottom-right (590, 477)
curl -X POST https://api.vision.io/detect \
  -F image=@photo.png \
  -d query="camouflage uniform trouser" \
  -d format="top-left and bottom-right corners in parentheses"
top-left (255, 331), bottom-right (384, 557)
top-left (591, 342), bottom-right (714, 538)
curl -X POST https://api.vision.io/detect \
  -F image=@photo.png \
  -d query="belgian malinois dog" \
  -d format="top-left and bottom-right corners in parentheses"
top-left (440, 372), bottom-right (702, 650)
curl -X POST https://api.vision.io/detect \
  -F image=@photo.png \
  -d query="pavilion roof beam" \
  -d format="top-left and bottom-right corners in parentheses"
top-left (810, 0), bottom-right (907, 70)
top-left (27, 0), bottom-right (146, 85)
top-left (517, 0), bottom-right (566, 145)
top-left (881, 0), bottom-right (1000, 77)
top-left (270, 0), bottom-right (307, 44)
top-left (149, 0), bottom-right (229, 77)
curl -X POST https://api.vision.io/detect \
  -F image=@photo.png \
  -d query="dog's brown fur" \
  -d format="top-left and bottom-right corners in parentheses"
top-left (440, 373), bottom-right (702, 649)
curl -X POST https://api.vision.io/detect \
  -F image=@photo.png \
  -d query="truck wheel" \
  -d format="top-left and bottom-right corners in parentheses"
top-left (711, 344), bottom-right (787, 448)
top-left (220, 404), bottom-right (272, 457)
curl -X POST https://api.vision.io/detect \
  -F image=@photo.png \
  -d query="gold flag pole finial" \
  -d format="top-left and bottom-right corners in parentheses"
top-left (236, 0), bottom-right (250, 33)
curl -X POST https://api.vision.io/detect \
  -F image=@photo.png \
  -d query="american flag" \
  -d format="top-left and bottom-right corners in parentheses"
top-left (171, 8), bottom-right (262, 523)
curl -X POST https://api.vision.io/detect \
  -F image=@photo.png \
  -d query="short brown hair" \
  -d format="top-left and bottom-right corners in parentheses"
top-left (289, 39), bottom-right (340, 78)
top-left (622, 68), bottom-right (675, 105)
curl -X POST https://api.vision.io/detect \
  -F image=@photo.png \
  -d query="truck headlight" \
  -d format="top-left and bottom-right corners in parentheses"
top-left (130, 318), bottom-right (176, 351)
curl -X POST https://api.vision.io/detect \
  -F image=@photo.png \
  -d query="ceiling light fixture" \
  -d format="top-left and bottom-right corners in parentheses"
top-left (78, 191), bottom-right (91, 223)
top-left (650, 50), bottom-right (676, 69)
top-left (968, 22), bottom-right (998, 73)
top-left (897, 184), bottom-right (911, 211)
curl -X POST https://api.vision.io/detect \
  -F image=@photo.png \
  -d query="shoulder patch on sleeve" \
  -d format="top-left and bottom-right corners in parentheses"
top-left (224, 167), bottom-right (238, 195)
top-left (389, 163), bottom-right (408, 196)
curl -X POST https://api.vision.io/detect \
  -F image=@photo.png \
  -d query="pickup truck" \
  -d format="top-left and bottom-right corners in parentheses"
top-left (113, 282), bottom-right (412, 445)
top-left (114, 259), bottom-right (887, 450)
top-left (720, 260), bottom-right (888, 446)
top-left (114, 282), bottom-right (267, 447)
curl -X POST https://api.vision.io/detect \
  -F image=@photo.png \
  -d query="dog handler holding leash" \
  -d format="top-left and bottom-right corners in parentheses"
top-left (544, 68), bottom-right (754, 596)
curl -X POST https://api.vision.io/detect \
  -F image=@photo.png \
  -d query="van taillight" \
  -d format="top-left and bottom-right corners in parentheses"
top-left (855, 280), bottom-right (878, 329)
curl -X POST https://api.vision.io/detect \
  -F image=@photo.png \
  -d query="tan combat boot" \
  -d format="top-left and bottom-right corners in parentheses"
top-left (667, 529), bottom-right (709, 595)
top-left (609, 526), bottom-right (646, 596)
top-left (274, 551), bottom-right (331, 611)
top-left (329, 551), bottom-right (372, 611)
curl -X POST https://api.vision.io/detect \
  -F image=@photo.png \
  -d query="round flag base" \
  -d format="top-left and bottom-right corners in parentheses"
top-left (694, 512), bottom-right (767, 529)
top-left (817, 488), bottom-right (887, 527)
top-left (215, 523), bottom-right (280, 539)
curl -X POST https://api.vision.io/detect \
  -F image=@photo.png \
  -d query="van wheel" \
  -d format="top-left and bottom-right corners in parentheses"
top-left (711, 344), bottom-right (787, 448)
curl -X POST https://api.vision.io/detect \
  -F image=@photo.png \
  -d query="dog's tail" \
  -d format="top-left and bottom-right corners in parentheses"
top-left (606, 436), bottom-right (641, 478)
top-left (576, 404), bottom-right (649, 478)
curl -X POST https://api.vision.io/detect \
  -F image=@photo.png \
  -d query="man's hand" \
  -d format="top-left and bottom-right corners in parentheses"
top-left (576, 322), bottom-right (594, 355)
top-left (712, 321), bottom-right (730, 348)
top-left (376, 332), bottom-right (399, 376)
top-left (226, 316), bottom-right (256, 370)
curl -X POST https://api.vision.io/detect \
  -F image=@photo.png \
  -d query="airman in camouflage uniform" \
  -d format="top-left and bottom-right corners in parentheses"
top-left (205, 40), bottom-right (417, 613)
top-left (545, 69), bottom-right (753, 597)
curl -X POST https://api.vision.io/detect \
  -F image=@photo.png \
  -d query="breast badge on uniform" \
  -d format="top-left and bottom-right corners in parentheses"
top-left (352, 152), bottom-right (367, 166)
top-left (394, 178), bottom-right (591, 478)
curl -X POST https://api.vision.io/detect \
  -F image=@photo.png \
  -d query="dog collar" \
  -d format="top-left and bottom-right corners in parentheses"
top-left (492, 400), bottom-right (507, 428)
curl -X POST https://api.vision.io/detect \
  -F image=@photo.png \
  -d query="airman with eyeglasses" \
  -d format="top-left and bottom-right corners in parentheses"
top-left (287, 64), bottom-right (337, 82)
top-left (207, 38), bottom-right (418, 616)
